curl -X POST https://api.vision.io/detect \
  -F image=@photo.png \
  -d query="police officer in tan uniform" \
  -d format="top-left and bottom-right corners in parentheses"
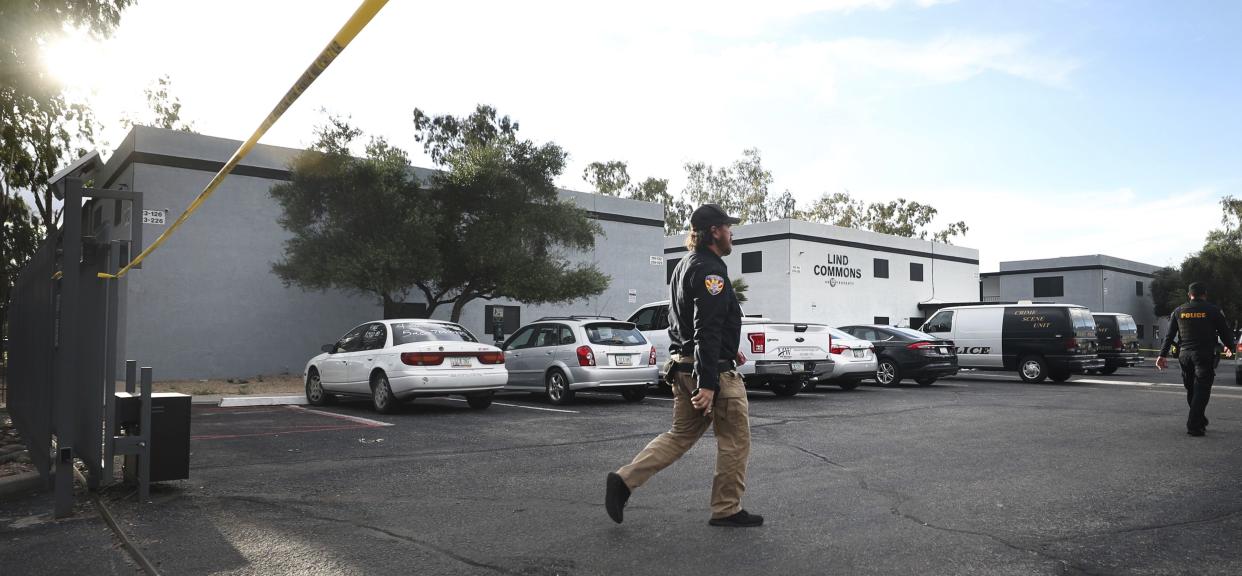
top-left (605, 204), bottom-right (762, 527)
top-left (1156, 282), bottom-right (1236, 436)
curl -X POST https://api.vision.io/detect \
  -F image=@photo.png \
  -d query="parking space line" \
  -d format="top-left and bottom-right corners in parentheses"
top-left (440, 398), bottom-right (579, 413)
top-left (287, 405), bottom-right (394, 427)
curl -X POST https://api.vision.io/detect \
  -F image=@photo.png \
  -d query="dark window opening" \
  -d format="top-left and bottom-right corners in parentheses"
top-left (910, 262), bottom-right (924, 282)
top-left (874, 316), bottom-right (890, 325)
top-left (1136, 281), bottom-right (1144, 297)
top-left (741, 251), bottom-right (762, 273)
top-left (483, 305), bottom-right (521, 337)
top-left (666, 258), bottom-right (681, 284)
top-left (1137, 324), bottom-right (1145, 339)
top-left (1033, 276), bottom-right (1064, 298)
top-left (874, 258), bottom-right (889, 279)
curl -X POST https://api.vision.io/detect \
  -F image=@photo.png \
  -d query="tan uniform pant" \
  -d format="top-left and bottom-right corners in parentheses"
top-left (615, 360), bottom-right (751, 519)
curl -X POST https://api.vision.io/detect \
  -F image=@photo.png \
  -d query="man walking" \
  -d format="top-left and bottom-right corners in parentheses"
top-left (605, 203), bottom-right (762, 527)
top-left (1156, 282), bottom-right (1236, 436)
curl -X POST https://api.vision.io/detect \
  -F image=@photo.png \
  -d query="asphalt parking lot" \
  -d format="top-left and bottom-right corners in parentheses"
top-left (4, 363), bottom-right (1242, 575)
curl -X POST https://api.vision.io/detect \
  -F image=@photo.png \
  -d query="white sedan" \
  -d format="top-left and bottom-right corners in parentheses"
top-left (806, 327), bottom-right (876, 391)
top-left (304, 319), bottom-right (507, 413)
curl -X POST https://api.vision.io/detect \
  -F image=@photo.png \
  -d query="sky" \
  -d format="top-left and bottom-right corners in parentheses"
top-left (39, 0), bottom-right (1242, 271)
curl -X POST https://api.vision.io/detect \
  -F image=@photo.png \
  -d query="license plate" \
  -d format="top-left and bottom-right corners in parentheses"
top-left (853, 349), bottom-right (866, 358)
top-left (791, 362), bottom-right (805, 372)
top-left (450, 357), bottom-right (471, 367)
top-left (938, 347), bottom-right (951, 355)
top-left (615, 355), bottom-right (633, 366)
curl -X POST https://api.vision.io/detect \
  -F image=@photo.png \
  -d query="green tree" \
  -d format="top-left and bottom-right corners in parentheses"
top-left (2, 194), bottom-right (44, 339)
top-left (732, 276), bottom-right (749, 304)
top-left (121, 74), bottom-right (196, 132)
top-left (1150, 197), bottom-right (1242, 326)
top-left (682, 148), bottom-right (773, 225)
top-left (413, 105), bottom-right (610, 322)
top-left (582, 160), bottom-right (630, 197)
top-left (270, 117), bottom-right (441, 314)
top-left (1150, 266), bottom-right (1185, 318)
top-left (799, 190), bottom-right (969, 244)
top-left (1, 0), bottom-right (132, 233)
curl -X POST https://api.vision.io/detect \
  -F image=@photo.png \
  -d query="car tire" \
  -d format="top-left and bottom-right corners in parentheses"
top-left (804, 381), bottom-right (818, 392)
top-left (305, 368), bottom-right (334, 406)
top-left (545, 370), bottom-right (575, 405)
top-left (621, 386), bottom-right (646, 402)
top-left (1098, 366), bottom-right (1118, 375)
top-left (466, 392), bottom-right (493, 410)
top-left (876, 359), bottom-right (902, 386)
top-left (1049, 371), bottom-right (1072, 383)
top-left (1018, 356), bottom-right (1048, 383)
top-left (837, 380), bottom-right (859, 391)
top-left (915, 377), bottom-right (936, 386)
top-left (370, 372), bottom-right (398, 414)
top-left (770, 379), bottom-right (801, 397)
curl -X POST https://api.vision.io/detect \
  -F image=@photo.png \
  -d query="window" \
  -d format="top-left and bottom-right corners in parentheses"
top-left (874, 258), bottom-right (889, 279)
top-left (923, 311), bottom-right (953, 334)
top-left (666, 258), bottom-right (681, 284)
top-left (584, 323), bottom-right (647, 345)
top-left (532, 325), bottom-right (562, 348)
top-left (1136, 281), bottom-right (1144, 297)
top-left (559, 325), bottom-right (576, 345)
top-left (654, 305), bottom-right (671, 330)
top-left (361, 323), bottom-right (388, 350)
top-left (742, 251), bottom-right (762, 273)
top-left (1137, 324), bottom-right (1145, 339)
top-left (1033, 276), bottom-right (1064, 298)
top-left (910, 263), bottom-right (924, 282)
top-left (848, 327), bottom-right (877, 341)
top-left (503, 326), bottom-right (538, 350)
top-left (628, 306), bottom-right (659, 331)
top-left (391, 322), bottom-right (479, 345)
top-left (874, 316), bottom-right (890, 326)
top-left (334, 324), bottom-right (367, 353)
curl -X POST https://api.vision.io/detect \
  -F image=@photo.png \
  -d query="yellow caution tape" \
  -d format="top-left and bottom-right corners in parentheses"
top-left (99, 0), bottom-right (390, 280)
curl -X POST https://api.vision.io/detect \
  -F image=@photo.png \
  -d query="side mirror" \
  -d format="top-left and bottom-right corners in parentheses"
top-left (321, 344), bottom-right (335, 354)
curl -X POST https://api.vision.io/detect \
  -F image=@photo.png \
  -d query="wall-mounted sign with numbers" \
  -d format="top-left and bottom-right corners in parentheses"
top-left (141, 210), bottom-right (166, 225)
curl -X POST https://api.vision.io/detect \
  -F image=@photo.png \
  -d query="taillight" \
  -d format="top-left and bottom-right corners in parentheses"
top-left (830, 344), bottom-right (848, 355)
top-left (748, 332), bottom-right (766, 354)
top-left (577, 345), bottom-right (596, 367)
top-left (401, 352), bottom-right (445, 366)
top-left (1066, 337), bottom-right (1078, 351)
top-left (476, 351), bottom-right (505, 365)
top-left (907, 341), bottom-right (934, 350)
top-left (648, 346), bottom-right (657, 366)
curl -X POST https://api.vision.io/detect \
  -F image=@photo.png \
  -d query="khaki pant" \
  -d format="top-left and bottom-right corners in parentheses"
top-left (616, 359), bottom-right (751, 519)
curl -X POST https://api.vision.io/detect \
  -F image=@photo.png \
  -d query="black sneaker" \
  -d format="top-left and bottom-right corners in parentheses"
top-left (1188, 429), bottom-right (1206, 437)
top-left (605, 472), bottom-right (630, 524)
top-left (709, 510), bottom-right (764, 527)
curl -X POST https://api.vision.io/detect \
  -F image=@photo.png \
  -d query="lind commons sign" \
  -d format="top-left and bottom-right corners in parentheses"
top-left (813, 253), bottom-right (863, 287)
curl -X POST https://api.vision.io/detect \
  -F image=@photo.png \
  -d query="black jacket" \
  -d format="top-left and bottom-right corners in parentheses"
top-left (667, 248), bottom-right (742, 391)
top-left (1160, 299), bottom-right (1236, 356)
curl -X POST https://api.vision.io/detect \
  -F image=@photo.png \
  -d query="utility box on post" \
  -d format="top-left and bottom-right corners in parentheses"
top-left (114, 392), bottom-right (191, 482)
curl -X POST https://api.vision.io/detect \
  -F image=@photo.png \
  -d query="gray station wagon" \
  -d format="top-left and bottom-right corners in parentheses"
top-left (501, 317), bottom-right (659, 405)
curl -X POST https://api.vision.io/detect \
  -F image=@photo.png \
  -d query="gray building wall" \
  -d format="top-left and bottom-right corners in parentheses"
top-left (983, 255), bottom-right (1160, 345)
top-left (94, 126), bottom-right (663, 379)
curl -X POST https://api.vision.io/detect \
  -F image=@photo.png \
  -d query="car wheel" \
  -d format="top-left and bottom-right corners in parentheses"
top-left (876, 359), bottom-right (902, 385)
top-left (770, 379), bottom-right (801, 397)
top-left (1098, 366), bottom-right (1118, 375)
top-left (371, 372), bottom-right (398, 414)
top-left (1049, 371), bottom-right (1072, 383)
top-left (545, 370), bottom-right (575, 405)
top-left (915, 377), bottom-right (937, 386)
top-left (305, 369), bottom-right (334, 406)
top-left (837, 379), bottom-right (859, 391)
top-left (1018, 356), bottom-right (1048, 383)
top-left (621, 386), bottom-right (646, 402)
top-left (466, 392), bottom-right (494, 410)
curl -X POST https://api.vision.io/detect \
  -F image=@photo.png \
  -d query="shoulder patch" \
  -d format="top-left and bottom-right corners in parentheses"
top-left (705, 275), bottom-right (725, 296)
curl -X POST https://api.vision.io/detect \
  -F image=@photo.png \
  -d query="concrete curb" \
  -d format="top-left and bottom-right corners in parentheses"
top-left (217, 395), bottom-right (307, 407)
top-left (0, 471), bottom-right (45, 500)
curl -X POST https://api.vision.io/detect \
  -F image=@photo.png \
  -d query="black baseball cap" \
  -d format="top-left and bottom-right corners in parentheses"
top-left (690, 203), bottom-right (741, 230)
top-left (1189, 282), bottom-right (1207, 297)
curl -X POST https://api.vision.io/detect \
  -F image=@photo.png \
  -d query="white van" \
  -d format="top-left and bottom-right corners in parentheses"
top-left (920, 303), bottom-right (1104, 383)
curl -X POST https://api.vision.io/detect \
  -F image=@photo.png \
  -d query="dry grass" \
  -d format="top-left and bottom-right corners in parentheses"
top-left (134, 374), bottom-right (305, 397)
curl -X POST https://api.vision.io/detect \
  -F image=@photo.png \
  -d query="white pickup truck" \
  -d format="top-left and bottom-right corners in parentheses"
top-left (627, 301), bottom-right (834, 397)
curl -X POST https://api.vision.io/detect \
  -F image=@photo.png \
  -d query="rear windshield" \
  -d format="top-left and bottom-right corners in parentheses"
top-left (1117, 316), bottom-right (1137, 334)
top-left (890, 327), bottom-right (936, 340)
top-left (1069, 308), bottom-right (1096, 335)
top-left (584, 323), bottom-right (647, 346)
top-left (827, 327), bottom-right (861, 341)
top-left (391, 322), bottom-right (479, 345)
